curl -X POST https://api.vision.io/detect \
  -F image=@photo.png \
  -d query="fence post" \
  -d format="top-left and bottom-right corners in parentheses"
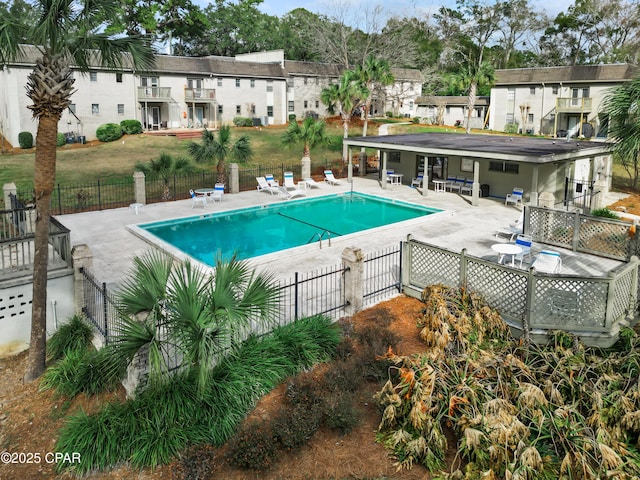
top-left (459, 248), bottom-right (468, 288)
top-left (572, 210), bottom-right (581, 252)
top-left (342, 247), bottom-right (364, 315)
top-left (230, 163), bottom-right (239, 194)
top-left (102, 282), bottom-right (109, 342)
top-left (2, 182), bottom-right (16, 210)
top-left (523, 267), bottom-right (536, 345)
top-left (71, 244), bottom-right (93, 315)
top-left (133, 171), bottom-right (146, 204)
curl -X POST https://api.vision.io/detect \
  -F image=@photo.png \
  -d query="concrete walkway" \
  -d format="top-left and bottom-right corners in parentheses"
top-left (58, 176), bottom-right (623, 288)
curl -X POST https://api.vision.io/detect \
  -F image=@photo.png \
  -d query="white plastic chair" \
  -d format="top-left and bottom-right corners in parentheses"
top-left (411, 175), bottom-right (424, 188)
top-left (532, 250), bottom-right (562, 273)
top-left (506, 187), bottom-right (524, 206)
top-left (304, 177), bottom-right (321, 189)
top-left (514, 234), bottom-right (532, 266)
top-left (324, 170), bottom-right (343, 185)
top-left (265, 173), bottom-right (279, 187)
top-left (256, 177), bottom-right (279, 194)
top-left (190, 189), bottom-right (206, 208)
top-left (283, 172), bottom-right (297, 190)
top-left (208, 183), bottom-right (224, 202)
top-left (460, 178), bottom-right (473, 195)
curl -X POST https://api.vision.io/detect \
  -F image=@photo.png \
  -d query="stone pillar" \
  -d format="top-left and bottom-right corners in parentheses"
top-left (529, 166), bottom-right (539, 206)
top-left (342, 247), bottom-right (365, 315)
top-left (3, 182), bottom-right (16, 210)
top-left (230, 163), bottom-right (239, 194)
top-left (133, 171), bottom-right (146, 204)
top-left (301, 156), bottom-right (311, 180)
top-left (471, 160), bottom-right (480, 206)
top-left (381, 151), bottom-right (388, 189)
top-left (71, 244), bottom-right (93, 315)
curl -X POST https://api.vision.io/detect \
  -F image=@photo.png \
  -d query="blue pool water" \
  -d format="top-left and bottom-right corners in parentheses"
top-left (138, 192), bottom-right (440, 265)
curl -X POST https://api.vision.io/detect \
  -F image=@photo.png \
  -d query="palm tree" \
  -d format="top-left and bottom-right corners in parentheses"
top-left (355, 56), bottom-right (395, 138)
top-left (0, 0), bottom-right (155, 381)
top-left (451, 62), bottom-right (495, 134)
top-left (601, 77), bottom-right (640, 190)
top-left (113, 251), bottom-right (280, 393)
top-left (189, 125), bottom-right (252, 185)
top-left (281, 116), bottom-right (331, 164)
top-left (135, 153), bottom-right (195, 200)
top-left (321, 70), bottom-right (369, 163)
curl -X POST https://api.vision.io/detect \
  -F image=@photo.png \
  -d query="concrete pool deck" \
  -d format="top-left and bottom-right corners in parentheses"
top-left (58, 176), bottom-right (624, 288)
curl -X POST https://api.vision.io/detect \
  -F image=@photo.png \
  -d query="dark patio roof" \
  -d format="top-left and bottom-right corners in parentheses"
top-left (343, 133), bottom-right (610, 164)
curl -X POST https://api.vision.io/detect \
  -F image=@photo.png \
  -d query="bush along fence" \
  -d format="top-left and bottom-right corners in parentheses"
top-left (3, 158), bottom-right (346, 215)
top-left (74, 243), bottom-right (401, 395)
top-left (401, 236), bottom-right (640, 348)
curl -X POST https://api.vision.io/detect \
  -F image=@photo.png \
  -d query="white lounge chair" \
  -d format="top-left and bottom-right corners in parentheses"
top-left (278, 187), bottom-right (306, 200)
top-left (532, 250), bottom-right (562, 273)
top-left (506, 187), bottom-right (524, 207)
top-left (283, 171), bottom-right (297, 190)
top-left (256, 176), bottom-right (279, 194)
top-left (324, 170), bottom-right (343, 185)
top-left (460, 178), bottom-right (473, 195)
top-left (304, 177), bottom-right (321, 189)
top-left (265, 173), bottom-right (279, 187)
top-left (495, 209), bottom-right (525, 241)
top-left (514, 234), bottom-right (532, 267)
top-left (411, 175), bottom-right (424, 188)
top-left (190, 189), bottom-right (206, 208)
top-left (208, 183), bottom-right (224, 202)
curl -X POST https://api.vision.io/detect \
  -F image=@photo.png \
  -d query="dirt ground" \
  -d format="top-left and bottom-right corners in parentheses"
top-left (609, 193), bottom-right (640, 216)
top-left (0, 296), bottom-right (437, 480)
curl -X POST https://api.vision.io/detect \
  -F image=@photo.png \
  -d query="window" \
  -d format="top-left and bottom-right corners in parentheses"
top-left (91, 104), bottom-right (99, 115)
top-left (552, 86), bottom-right (559, 94)
top-left (236, 105), bottom-right (241, 114)
top-left (303, 100), bottom-right (308, 108)
top-left (217, 78), bottom-right (222, 87)
top-left (315, 100), bottom-right (319, 108)
top-left (267, 106), bottom-right (273, 117)
top-left (489, 161), bottom-right (519, 174)
top-left (141, 76), bottom-right (158, 87)
top-left (288, 101), bottom-right (294, 112)
top-left (116, 73), bottom-right (123, 83)
top-left (529, 87), bottom-right (536, 95)
top-left (287, 78), bottom-right (294, 88)
top-left (507, 88), bottom-right (515, 101)
top-left (217, 104), bottom-right (223, 114)
top-left (90, 71), bottom-right (97, 82)
top-left (446, 106), bottom-right (450, 114)
top-left (388, 152), bottom-right (401, 163)
top-left (235, 78), bottom-right (240, 87)
top-left (69, 103), bottom-right (76, 114)
top-left (117, 104), bottom-right (124, 115)
top-left (527, 113), bottom-right (534, 123)
top-left (250, 104), bottom-right (256, 114)
top-left (506, 113), bottom-right (515, 124)
top-left (250, 79), bottom-right (255, 88)
top-left (582, 87), bottom-right (590, 98)
top-left (303, 77), bottom-right (308, 85)
top-left (267, 80), bottom-right (273, 92)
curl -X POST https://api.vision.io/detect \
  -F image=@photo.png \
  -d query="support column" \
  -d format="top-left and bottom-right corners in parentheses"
top-left (230, 163), bottom-right (239, 194)
top-left (71, 244), bottom-right (93, 315)
top-left (301, 156), bottom-right (311, 180)
top-left (3, 182), bottom-right (16, 210)
top-left (530, 166), bottom-right (539, 206)
top-left (348, 149), bottom-right (353, 182)
top-left (471, 160), bottom-right (480, 206)
top-left (133, 171), bottom-right (146, 204)
top-left (342, 247), bottom-right (365, 315)
top-left (381, 151), bottom-right (388, 189)
top-left (421, 157), bottom-right (428, 197)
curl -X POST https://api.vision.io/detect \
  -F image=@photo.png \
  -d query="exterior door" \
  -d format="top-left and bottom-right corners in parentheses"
top-left (150, 106), bottom-right (160, 130)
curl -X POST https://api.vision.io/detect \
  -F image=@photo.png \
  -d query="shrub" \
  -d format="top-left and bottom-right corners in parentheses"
top-left (322, 392), bottom-right (360, 434)
top-left (18, 131), bottom-right (33, 149)
top-left (227, 422), bottom-right (278, 470)
top-left (504, 122), bottom-right (519, 134)
top-left (412, 116), bottom-right (420, 124)
top-left (57, 132), bottom-right (66, 147)
top-left (47, 314), bottom-right (93, 361)
top-left (591, 207), bottom-right (619, 219)
top-left (288, 114), bottom-right (296, 122)
top-left (120, 119), bottom-right (143, 135)
top-left (273, 403), bottom-right (322, 451)
top-left (232, 116), bottom-right (254, 127)
top-left (385, 111), bottom-right (393, 118)
top-left (96, 123), bottom-right (123, 142)
top-left (285, 372), bottom-right (323, 407)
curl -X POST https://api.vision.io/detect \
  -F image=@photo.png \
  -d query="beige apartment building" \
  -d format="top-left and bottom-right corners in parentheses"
top-left (0, 47), bottom-right (423, 146)
top-left (489, 63), bottom-right (639, 138)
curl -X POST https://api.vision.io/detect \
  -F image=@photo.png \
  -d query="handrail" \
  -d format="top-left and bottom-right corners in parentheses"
top-left (307, 230), bottom-right (332, 249)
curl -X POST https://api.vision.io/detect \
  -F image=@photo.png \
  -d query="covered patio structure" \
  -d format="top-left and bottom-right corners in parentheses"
top-left (343, 132), bottom-right (612, 211)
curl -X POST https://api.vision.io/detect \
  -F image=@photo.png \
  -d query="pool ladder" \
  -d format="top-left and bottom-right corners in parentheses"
top-left (308, 230), bottom-right (332, 249)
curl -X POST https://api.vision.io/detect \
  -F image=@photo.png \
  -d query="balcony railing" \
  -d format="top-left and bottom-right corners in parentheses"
top-left (137, 86), bottom-right (171, 101)
top-left (556, 97), bottom-right (592, 111)
top-left (185, 88), bottom-right (216, 102)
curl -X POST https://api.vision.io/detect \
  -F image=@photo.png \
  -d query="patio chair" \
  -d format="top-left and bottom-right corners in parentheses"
top-left (513, 234), bottom-right (532, 267)
top-left (304, 177), bottom-right (322, 189)
top-left (324, 170), bottom-right (343, 185)
top-left (532, 250), bottom-right (562, 274)
top-left (447, 176), bottom-right (465, 193)
top-left (283, 171), bottom-right (297, 190)
top-left (278, 186), bottom-right (307, 200)
top-left (495, 209), bottom-right (525, 241)
top-left (411, 175), bottom-right (424, 188)
top-left (505, 187), bottom-right (524, 207)
top-left (256, 176), bottom-right (279, 194)
top-left (189, 189), bottom-right (206, 208)
top-left (444, 175), bottom-right (458, 191)
top-left (265, 173), bottom-right (279, 187)
top-left (460, 178), bottom-right (473, 195)
top-left (208, 183), bottom-right (225, 203)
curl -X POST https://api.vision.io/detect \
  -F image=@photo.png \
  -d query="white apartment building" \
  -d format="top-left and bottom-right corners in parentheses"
top-left (489, 64), bottom-right (639, 137)
top-left (0, 47), bottom-right (423, 146)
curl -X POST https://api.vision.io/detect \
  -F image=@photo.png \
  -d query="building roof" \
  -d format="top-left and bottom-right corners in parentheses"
top-left (343, 132), bottom-right (609, 164)
top-left (416, 96), bottom-right (490, 107)
top-left (153, 54), bottom-right (286, 79)
top-left (495, 64), bottom-right (639, 86)
top-left (284, 60), bottom-right (423, 82)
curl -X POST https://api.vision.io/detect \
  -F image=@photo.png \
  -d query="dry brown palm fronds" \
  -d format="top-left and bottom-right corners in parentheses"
top-left (518, 382), bottom-right (548, 409)
top-left (620, 410), bottom-right (640, 431)
top-left (484, 398), bottom-right (518, 416)
top-left (598, 443), bottom-right (623, 470)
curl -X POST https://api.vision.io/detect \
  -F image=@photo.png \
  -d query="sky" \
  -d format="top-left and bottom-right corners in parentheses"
top-left (193, 0), bottom-right (576, 21)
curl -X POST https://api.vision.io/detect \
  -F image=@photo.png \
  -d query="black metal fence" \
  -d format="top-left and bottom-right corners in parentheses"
top-left (364, 245), bottom-right (402, 306)
top-left (79, 267), bottom-right (123, 343)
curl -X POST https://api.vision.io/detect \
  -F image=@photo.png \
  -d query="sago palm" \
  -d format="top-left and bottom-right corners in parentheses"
top-left (281, 116), bottom-right (331, 163)
top-left (0, 0), bottom-right (155, 380)
top-left (189, 125), bottom-right (252, 185)
top-left (321, 70), bottom-right (368, 163)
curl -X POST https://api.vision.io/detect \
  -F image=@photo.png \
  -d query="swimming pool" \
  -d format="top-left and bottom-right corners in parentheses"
top-left (135, 192), bottom-right (440, 266)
